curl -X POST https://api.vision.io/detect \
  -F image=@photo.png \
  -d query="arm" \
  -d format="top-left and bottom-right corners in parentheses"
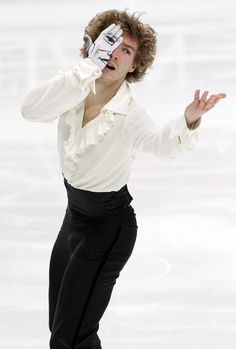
top-left (21, 23), bottom-right (123, 123)
top-left (123, 89), bottom-right (226, 161)
top-left (21, 58), bottom-right (102, 122)
top-left (123, 108), bottom-right (199, 161)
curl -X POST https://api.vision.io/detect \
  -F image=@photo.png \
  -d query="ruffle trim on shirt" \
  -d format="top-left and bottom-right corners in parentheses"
top-left (62, 109), bottom-right (115, 176)
top-left (78, 110), bottom-right (115, 153)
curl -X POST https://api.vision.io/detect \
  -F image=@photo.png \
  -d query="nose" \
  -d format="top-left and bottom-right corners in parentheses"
top-left (111, 48), bottom-right (119, 60)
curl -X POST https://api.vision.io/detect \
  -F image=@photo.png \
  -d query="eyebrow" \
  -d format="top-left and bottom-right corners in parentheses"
top-left (122, 42), bottom-right (136, 53)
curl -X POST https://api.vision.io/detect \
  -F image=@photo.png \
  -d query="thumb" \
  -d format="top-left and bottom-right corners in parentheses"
top-left (83, 34), bottom-right (93, 53)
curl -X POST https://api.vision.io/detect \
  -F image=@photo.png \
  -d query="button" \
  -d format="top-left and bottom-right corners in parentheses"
top-left (105, 110), bottom-right (110, 115)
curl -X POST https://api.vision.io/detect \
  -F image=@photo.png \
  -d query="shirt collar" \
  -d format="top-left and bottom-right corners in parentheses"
top-left (101, 80), bottom-right (132, 116)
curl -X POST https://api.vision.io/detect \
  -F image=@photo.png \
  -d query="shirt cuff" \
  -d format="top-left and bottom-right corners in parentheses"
top-left (168, 114), bottom-right (199, 140)
top-left (72, 58), bottom-right (102, 95)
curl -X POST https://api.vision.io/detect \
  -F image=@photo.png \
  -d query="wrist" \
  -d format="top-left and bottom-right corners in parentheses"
top-left (184, 115), bottom-right (202, 130)
top-left (88, 56), bottom-right (104, 70)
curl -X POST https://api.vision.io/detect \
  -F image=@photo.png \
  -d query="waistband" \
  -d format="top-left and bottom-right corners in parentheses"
top-left (63, 176), bottom-right (133, 218)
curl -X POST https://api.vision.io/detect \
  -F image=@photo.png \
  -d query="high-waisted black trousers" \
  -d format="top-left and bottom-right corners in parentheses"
top-left (48, 175), bottom-right (138, 349)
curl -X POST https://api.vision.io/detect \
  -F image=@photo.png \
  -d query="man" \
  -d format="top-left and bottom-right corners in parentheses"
top-left (21, 9), bottom-right (226, 349)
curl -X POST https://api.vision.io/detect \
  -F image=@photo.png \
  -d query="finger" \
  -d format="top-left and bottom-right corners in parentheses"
top-left (193, 89), bottom-right (200, 104)
top-left (114, 28), bottom-right (123, 39)
top-left (212, 95), bottom-right (226, 106)
top-left (102, 23), bottom-right (116, 34)
top-left (194, 89), bottom-right (200, 99)
top-left (200, 90), bottom-right (209, 100)
top-left (203, 94), bottom-right (217, 110)
top-left (84, 34), bottom-right (93, 47)
top-left (110, 24), bottom-right (121, 35)
top-left (199, 90), bottom-right (209, 108)
top-left (113, 36), bottom-right (123, 49)
top-left (215, 93), bottom-right (227, 98)
top-left (200, 92), bottom-right (226, 110)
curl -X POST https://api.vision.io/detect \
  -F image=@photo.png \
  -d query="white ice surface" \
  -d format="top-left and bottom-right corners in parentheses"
top-left (0, 1), bottom-right (236, 348)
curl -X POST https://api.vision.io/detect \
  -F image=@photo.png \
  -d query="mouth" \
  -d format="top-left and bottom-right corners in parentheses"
top-left (105, 62), bottom-right (116, 70)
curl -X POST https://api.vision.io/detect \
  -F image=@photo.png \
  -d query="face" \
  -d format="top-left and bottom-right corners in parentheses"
top-left (99, 33), bottom-right (138, 84)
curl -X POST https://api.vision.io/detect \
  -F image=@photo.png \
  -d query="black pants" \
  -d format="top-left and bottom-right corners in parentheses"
top-left (48, 176), bottom-right (138, 349)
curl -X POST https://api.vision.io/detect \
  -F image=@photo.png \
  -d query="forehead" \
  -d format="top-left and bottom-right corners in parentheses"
top-left (121, 33), bottom-right (138, 53)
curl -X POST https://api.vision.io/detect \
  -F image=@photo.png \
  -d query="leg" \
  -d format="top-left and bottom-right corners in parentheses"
top-left (49, 211), bottom-right (138, 349)
top-left (76, 218), bottom-right (138, 349)
top-left (48, 207), bottom-right (73, 331)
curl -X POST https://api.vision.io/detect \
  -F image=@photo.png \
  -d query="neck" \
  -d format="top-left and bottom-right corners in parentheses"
top-left (85, 79), bottom-right (124, 108)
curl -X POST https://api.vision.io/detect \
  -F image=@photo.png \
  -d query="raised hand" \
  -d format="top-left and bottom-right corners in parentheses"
top-left (84, 23), bottom-right (123, 70)
top-left (184, 89), bottom-right (227, 129)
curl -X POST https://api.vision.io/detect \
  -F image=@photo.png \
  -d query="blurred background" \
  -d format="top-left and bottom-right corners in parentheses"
top-left (0, 0), bottom-right (236, 348)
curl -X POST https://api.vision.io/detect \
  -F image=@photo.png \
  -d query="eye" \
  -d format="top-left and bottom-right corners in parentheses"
top-left (123, 48), bottom-right (131, 54)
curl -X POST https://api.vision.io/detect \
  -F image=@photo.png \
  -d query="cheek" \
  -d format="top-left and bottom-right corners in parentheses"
top-left (123, 56), bottom-right (134, 68)
top-left (119, 61), bottom-right (130, 71)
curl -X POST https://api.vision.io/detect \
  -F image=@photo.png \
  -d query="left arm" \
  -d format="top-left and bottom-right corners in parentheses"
top-left (184, 89), bottom-right (227, 130)
top-left (123, 89), bottom-right (227, 161)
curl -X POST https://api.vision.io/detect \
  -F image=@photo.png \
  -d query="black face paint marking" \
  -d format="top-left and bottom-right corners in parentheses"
top-left (104, 34), bottom-right (118, 45)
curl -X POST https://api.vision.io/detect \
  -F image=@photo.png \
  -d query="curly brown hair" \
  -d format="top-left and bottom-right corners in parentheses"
top-left (80, 9), bottom-right (157, 83)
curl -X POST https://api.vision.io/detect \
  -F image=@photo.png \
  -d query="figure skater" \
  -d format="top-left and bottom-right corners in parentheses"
top-left (21, 9), bottom-right (226, 349)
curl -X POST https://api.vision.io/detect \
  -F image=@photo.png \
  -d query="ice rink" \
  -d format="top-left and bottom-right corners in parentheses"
top-left (0, 0), bottom-right (236, 348)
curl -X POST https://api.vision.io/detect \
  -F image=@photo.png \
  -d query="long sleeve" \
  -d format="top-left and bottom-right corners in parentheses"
top-left (123, 106), bottom-right (199, 161)
top-left (21, 58), bottom-right (102, 122)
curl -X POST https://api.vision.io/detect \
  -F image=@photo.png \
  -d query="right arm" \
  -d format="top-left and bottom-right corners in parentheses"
top-left (21, 23), bottom-right (123, 123)
top-left (21, 58), bottom-right (102, 122)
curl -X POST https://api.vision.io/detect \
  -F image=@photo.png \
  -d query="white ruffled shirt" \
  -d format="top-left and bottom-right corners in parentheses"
top-left (21, 58), bottom-right (199, 192)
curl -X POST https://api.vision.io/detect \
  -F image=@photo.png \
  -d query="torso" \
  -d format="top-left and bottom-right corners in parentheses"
top-left (82, 86), bottom-right (118, 128)
top-left (82, 105), bottom-right (102, 128)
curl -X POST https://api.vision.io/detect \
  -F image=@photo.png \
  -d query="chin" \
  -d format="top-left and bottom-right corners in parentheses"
top-left (99, 74), bottom-right (118, 82)
top-left (100, 71), bottom-right (126, 83)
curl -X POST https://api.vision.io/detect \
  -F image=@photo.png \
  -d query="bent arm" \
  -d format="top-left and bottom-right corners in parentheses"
top-left (21, 58), bottom-right (102, 122)
top-left (123, 107), bottom-right (200, 161)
